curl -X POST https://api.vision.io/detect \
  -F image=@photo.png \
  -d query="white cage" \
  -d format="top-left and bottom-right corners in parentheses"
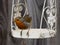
top-left (11, 0), bottom-right (56, 39)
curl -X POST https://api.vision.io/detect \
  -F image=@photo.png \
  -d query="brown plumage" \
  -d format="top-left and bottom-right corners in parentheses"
top-left (14, 15), bottom-right (32, 30)
top-left (24, 15), bottom-right (32, 23)
top-left (14, 17), bottom-right (28, 29)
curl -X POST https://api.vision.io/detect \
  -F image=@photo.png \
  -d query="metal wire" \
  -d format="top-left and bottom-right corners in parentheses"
top-left (40, 0), bottom-right (47, 28)
top-left (11, 0), bottom-right (14, 31)
top-left (40, 0), bottom-right (56, 30)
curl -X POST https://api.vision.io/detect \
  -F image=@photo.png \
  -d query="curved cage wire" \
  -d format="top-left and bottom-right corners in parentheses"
top-left (40, 0), bottom-right (56, 30)
top-left (11, 0), bottom-right (56, 38)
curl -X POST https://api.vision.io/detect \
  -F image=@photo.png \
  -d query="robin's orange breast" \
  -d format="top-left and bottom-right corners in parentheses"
top-left (14, 18), bottom-right (28, 29)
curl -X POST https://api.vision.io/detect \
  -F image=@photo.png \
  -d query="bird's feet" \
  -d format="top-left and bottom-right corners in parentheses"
top-left (27, 31), bottom-right (29, 37)
top-left (20, 31), bottom-right (22, 37)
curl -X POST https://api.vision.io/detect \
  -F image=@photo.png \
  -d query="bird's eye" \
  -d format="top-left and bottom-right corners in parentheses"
top-left (16, 19), bottom-right (19, 21)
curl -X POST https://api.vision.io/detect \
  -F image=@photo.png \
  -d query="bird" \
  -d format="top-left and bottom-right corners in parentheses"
top-left (14, 15), bottom-right (32, 36)
top-left (14, 15), bottom-right (32, 29)
top-left (14, 17), bottom-right (28, 29)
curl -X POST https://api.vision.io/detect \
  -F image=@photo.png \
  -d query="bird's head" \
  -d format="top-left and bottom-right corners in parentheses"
top-left (14, 17), bottom-right (21, 22)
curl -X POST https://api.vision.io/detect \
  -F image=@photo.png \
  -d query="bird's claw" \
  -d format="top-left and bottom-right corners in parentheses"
top-left (20, 31), bottom-right (22, 36)
top-left (27, 31), bottom-right (29, 37)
